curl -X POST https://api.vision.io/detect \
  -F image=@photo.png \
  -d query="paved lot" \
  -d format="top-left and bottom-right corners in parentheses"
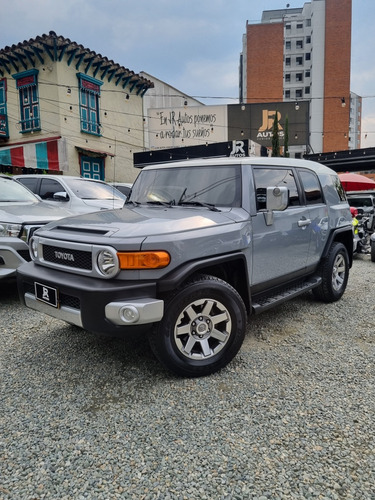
top-left (1, 255), bottom-right (374, 499)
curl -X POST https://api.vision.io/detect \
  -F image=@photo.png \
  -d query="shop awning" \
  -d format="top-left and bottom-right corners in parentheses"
top-left (0, 137), bottom-right (68, 171)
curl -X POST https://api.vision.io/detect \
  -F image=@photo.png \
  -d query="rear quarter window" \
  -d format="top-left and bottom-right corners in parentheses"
top-left (331, 175), bottom-right (347, 202)
top-left (298, 169), bottom-right (324, 205)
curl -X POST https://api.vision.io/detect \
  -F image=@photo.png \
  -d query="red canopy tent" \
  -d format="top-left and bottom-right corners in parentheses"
top-left (338, 173), bottom-right (375, 191)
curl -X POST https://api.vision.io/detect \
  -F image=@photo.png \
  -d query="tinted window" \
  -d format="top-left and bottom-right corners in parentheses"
top-left (253, 168), bottom-right (299, 210)
top-left (331, 175), bottom-right (347, 202)
top-left (17, 177), bottom-right (39, 193)
top-left (298, 170), bottom-right (324, 204)
top-left (40, 179), bottom-right (65, 200)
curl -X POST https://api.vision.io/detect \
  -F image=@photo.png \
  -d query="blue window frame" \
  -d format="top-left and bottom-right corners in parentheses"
top-left (12, 69), bottom-right (40, 133)
top-left (0, 79), bottom-right (9, 138)
top-left (77, 73), bottom-right (103, 136)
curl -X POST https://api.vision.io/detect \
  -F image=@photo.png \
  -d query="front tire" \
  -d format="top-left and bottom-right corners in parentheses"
top-left (313, 242), bottom-right (349, 303)
top-left (149, 274), bottom-right (247, 377)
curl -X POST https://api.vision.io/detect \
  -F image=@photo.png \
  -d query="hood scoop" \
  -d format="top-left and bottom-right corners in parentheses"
top-left (54, 225), bottom-right (111, 236)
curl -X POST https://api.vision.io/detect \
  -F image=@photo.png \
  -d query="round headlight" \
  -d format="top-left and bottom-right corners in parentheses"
top-left (96, 248), bottom-right (119, 278)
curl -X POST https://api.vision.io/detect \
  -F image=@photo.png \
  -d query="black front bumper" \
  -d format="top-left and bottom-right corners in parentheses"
top-left (17, 261), bottom-right (159, 336)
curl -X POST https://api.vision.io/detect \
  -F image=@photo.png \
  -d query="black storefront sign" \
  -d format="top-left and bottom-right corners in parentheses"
top-left (227, 102), bottom-right (309, 148)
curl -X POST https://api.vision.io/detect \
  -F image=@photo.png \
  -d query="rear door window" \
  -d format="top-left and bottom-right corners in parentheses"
top-left (17, 177), bottom-right (39, 194)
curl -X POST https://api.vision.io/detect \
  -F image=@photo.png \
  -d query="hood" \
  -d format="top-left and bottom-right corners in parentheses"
top-left (80, 199), bottom-right (125, 211)
top-left (39, 205), bottom-right (244, 239)
top-left (0, 201), bottom-right (75, 224)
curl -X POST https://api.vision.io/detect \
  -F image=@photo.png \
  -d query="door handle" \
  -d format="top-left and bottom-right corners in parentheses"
top-left (298, 218), bottom-right (312, 228)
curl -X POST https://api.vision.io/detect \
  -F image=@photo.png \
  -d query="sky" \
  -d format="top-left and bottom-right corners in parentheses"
top-left (1, 0), bottom-right (375, 146)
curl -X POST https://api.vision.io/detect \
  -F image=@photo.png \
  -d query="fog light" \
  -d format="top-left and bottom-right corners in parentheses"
top-left (119, 305), bottom-right (140, 324)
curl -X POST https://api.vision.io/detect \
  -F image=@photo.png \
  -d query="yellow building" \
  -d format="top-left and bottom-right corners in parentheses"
top-left (0, 31), bottom-right (153, 183)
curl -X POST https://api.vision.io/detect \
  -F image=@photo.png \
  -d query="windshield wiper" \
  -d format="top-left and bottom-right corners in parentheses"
top-left (146, 200), bottom-right (175, 207)
top-left (125, 200), bottom-right (141, 206)
top-left (178, 201), bottom-right (220, 212)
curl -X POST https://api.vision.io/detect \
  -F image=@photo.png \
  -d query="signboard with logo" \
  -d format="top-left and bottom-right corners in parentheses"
top-left (227, 102), bottom-right (309, 148)
top-left (148, 105), bottom-right (227, 148)
top-left (146, 102), bottom-right (309, 152)
top-left (133, 139), bottom-right (264, 168)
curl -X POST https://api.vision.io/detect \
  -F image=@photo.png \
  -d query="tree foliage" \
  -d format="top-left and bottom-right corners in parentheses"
top-left (271, 112), bottom-right (280, 157)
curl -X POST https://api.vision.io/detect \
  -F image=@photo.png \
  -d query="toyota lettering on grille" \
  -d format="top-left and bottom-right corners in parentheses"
top-left (54, 251), bottom-right (75, 262)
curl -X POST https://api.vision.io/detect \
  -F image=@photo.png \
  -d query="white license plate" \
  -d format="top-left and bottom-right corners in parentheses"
top-left (35, 282), bottom-right (58, 308)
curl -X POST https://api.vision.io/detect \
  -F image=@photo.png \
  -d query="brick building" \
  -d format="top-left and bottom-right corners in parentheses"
top-left (240, 0), bottom-right (359, 155)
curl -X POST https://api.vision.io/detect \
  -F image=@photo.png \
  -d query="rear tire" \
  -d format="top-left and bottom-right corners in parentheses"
top-left (313, 242), bottom-right (349, 303)
top-left (149, 274), bottom-right (247, 377)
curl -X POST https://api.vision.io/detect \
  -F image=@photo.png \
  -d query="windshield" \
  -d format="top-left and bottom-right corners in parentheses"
top-left (128, 165), bottom-right (242, 207)
top-left (0, 178), bottom-right (39, 202)
top-left (65, 179), bottom-right (126, 201)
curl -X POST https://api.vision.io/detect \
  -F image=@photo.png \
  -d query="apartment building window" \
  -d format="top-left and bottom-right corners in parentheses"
top-left (77, 73), bottom-right (103, 136)
top-left (0, 79), bottom-right (8, 139)
top-left (305, 53), bottom-right (311, 61)
top-left (296, 56), bottom-right (303, 66)
top-left (305, 86), bottom-right (311, 95)
top-left (285, 90), bottom-right (291, 99)
top-left (296, 73), bottom-right (303, 82)
top-left (306, 36), bottom-right (311, 44)
top-left (305, 70), bottom-right (311, 78)
top-left (285, 73), bottom-right (291, 82)
top-left (286, 41), bottom-right (291, 50)
top-left (306, 19), bottom-right (311, 27)
top-left (285, 24), bottom-right (291, 30)
top-left (12, 69), bottom-right (40, 133)
top-left (296, 23), bottom-right (303, 29)
top-left (296, 40), bottom-right (303, 49)
top-left (296, 89), bottom-right (303, 98)
top-left (286, 57), bottom-right (291, 66)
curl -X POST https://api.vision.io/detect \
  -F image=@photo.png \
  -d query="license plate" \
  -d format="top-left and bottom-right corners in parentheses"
top-left (35, 282), bottom-right (58, 308)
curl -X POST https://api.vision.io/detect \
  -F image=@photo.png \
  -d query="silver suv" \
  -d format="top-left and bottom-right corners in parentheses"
top-left (17, 157), bottom-right (353, 376)
top-left (0, 176), bottom-right (74, 279)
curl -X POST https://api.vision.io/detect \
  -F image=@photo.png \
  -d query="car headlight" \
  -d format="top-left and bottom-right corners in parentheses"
top-left (96, 248), bottom-right (120, 278)
top-left (29, 237), bottom-right (39, 260)
top-left (0, 222), bottom-right (22, 238)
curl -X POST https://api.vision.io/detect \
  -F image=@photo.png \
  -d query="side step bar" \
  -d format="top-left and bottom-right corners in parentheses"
top-left (251, 276), bottom-right (322, 314)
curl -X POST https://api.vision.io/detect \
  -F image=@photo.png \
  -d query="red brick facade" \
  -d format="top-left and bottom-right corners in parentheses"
top-left (323, 0), bottom-right (352, 152)
top-left (244, 0), bottom-right (353, 153)
top-left (245, 22), bottom-right (284, 104)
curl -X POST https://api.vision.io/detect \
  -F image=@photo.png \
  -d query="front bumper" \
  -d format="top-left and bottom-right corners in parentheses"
top-left (0, 240), bottom-right (30, 279)
top-left (17, 261), bottom-right (164, 336)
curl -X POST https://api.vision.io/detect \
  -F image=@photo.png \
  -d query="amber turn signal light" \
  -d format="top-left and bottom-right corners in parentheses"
top-left (117, 251), bottom-right (170, 269)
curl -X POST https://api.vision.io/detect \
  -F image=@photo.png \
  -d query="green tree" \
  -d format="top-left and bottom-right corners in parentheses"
top-left (284, 115), bottom-right (289, 157)
top-left (271, 112), bottom-right (280, 157)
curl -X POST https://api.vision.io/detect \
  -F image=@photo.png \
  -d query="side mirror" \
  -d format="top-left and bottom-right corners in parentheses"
top-left (264, 186), bottom-right (289, 226)
top-left (53, 191), bottom-right (69, 201)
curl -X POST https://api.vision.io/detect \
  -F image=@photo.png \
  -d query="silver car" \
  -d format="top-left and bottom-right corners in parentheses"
top-left (14, 175), bottom-right (126, 214)
top-left (0, 176), bottom-right (74, 279)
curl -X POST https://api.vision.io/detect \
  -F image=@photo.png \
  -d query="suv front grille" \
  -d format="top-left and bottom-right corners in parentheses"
top-left (43, 245), bottom-right (92, 270)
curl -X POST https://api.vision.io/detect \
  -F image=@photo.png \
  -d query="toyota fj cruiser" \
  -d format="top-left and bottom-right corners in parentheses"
top-left (17, 157), bottom-right (353, 377)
